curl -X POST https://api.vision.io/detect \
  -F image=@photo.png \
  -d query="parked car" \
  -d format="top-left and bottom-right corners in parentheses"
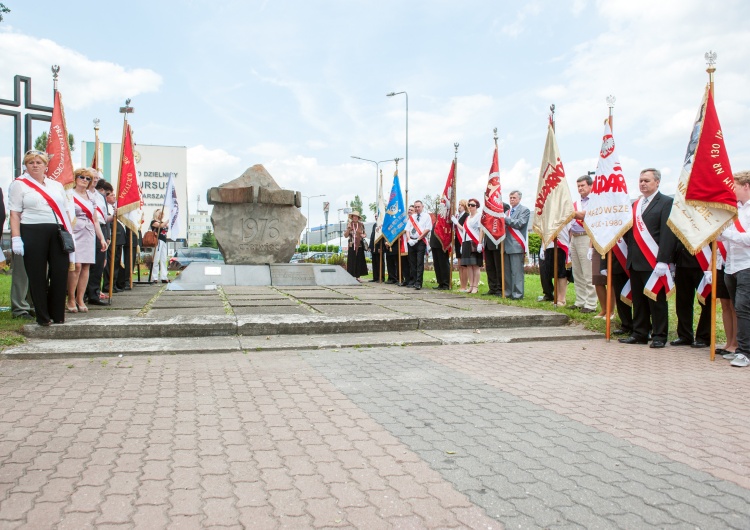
top-left (170, 247), bottom-right (224, 269)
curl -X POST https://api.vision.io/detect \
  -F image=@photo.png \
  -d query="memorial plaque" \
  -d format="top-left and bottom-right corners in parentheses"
top-left (270, 264), bottom-right (317, 286)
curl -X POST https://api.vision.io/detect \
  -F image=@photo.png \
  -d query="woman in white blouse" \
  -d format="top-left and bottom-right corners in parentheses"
top-left (8, 150), bottom-right (72, 326)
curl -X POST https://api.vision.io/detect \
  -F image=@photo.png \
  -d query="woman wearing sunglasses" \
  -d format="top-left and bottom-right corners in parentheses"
top-left (459, 199), bottom-right (483, 294)
top-left (67, 168), bottom-right (109, 313)
top-left (8, 150), bottom-right (72, 325)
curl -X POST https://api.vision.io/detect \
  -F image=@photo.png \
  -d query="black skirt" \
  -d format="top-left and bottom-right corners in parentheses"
top-left (347, 247), bottom-right (368, 278)
top-left (460, 241), bottom-right (483, 267)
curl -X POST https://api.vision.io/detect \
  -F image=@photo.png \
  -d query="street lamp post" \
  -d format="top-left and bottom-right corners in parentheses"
top-left (350, 156), bottom-right (394, 206)
top-left (302, 194), bottom-right (325, 247)
top-left (386, 91), bottom-right (408, 205)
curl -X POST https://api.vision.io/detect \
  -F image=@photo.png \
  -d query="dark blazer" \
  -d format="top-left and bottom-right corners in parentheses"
top-left (674, 241), bottom-right (700, 269)
top-left (625, 191), bottom-right (677, 272)
top-left (369, 224), bottom-right (385, 253)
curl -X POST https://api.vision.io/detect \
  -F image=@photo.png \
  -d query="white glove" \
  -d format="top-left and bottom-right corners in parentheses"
top-left (653, 262), bottom-right (669, 277)
top-left (600, 269), bottom-right (607, 277)
top-left (539, 249), bottom-right (545, 260)
top-left (477, 244), bottom-right (483, 253)
top-left (704, 270), bottom-right (713, 284)
top-left (721, 230), bottom-right (741, 243)
top-left (11, 237), bottom-right (24, 256)
top-left (586, 248), bottom-right (593, 261)
top-left (407, 239), bottom-right (416, 247)
top-left (451, 215), bottom-right (459, 224)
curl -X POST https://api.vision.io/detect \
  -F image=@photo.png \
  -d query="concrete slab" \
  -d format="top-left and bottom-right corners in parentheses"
top-left (228, 299), bottom-right (298, 307)
top-left (421, 325), bottom-right (599, 344)
top-left (2, 336), bottom-right (243, 359)
top-left (168, 262), bottom-right (239, 288)
top-left (235, 314), bottom-right (419, 336)
top-left (148, 307), bottom-right (229, 318)
top-left (311, 305), bottom-right (398, 316)
top-left (64, 310), bottom-right (141, 320)
top-left (150, 299), bottom-right (225, 309)
top-left (233, 306), bottom-right (315, 316)
top-left (297, 299), bottom-right (367, 305)
top-left (239, 331), bottom-right (439, 351)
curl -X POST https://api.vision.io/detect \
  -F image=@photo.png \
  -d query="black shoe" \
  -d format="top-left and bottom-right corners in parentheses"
top-left (691, 341), bottom-right (709, 348)
top-left (432, 286), bottom-right (442, 290)
top-left (482, 292), bottom-right (495, 296)
top-left (437, 286), bottom-right (450, 290)
top-left (87, 299), bottom-right (108, 306)
top-left (670, 338), bottom-right (693, 346)
top-left (415, 285), bottom-right (421, 290)
top-left (579, 308), bottom-right (595, 314)
top-left (368, 279), bottom-right (378, 283)
top-left (386, 279), bottom-right (397, 284)
top-left (537, 295), bottom-right (554, 302)
top-left (405, 283), bottom-right (415, 288)
top-left (612, 328), bottom-right (630, 335)
top-left (112, 287), bottom-right (124, 293)
top-left (650, 340), bottom-right (666, 348)
top-left (13, 312), bottom-right (34, 320)
top-left (566, 305), bottom-right (580, 310)
top-left (619, 336), bottom-right (648, 345)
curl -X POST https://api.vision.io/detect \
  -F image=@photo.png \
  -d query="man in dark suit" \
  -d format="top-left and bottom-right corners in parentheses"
top-left (609, 249), bottom-right (634, 336)
top-left (429, 224), bottom-right (451, 290)
top-left (619, 168), bottom-right (677, 348)
top-left (671, 241), bottom-right (711, 348)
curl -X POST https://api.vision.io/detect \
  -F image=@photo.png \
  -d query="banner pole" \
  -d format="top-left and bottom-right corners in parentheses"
top-left (107, 112), bottom-right (129, 303)
top-left (605, 95), bottom-right (616, 341)
top-left (450, 143), bottom-right (459, 290)
top-left (707, 53), bottom-right (717, 361)
top-left (550, 106), bottom-right (557, 307)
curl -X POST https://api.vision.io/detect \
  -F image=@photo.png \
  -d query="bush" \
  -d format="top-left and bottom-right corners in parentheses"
top-left (296, 244), bottom-right (340, 253)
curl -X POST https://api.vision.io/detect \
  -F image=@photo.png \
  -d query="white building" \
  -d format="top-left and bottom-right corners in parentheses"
top-left (188, 209), bottom-right (212, 247)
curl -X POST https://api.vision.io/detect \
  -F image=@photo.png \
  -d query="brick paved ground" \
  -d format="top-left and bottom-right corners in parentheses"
top-left (0, 340), bottom-right (749, 528)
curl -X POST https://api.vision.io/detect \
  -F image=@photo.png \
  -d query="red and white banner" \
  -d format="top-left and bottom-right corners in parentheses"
top-left (434, 160), bottom-right (456, 252)
top-left (668, 85), bottom-right (737, 254)
top-left (633, 198), bottom-right (674, 300)
top-left (115, 123), bottom-right (143, 233)
top-left (612, 237), bottom-right (632, 305)
top-left (532, 122), bottom-right (574, 247)
top-left (481, 145), bottom-right (506, 245)
top-left (583, 121), bottom-right (632, 255)
top-left (45, 91), bottom-right (75, 189)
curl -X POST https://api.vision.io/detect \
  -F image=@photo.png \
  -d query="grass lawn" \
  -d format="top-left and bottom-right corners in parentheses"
top-left (361, 270), bottom-right (727, 343)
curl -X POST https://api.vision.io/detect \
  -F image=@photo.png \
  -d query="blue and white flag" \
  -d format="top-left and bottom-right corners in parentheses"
top-left (164, 173), bottom-right (181, 237)
top-left (382, 171), bottom-right (407, 246)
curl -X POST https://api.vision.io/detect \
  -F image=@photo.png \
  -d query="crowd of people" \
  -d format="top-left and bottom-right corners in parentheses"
top-left (6, 150), bottom-right (167, 326)
top-left (352, 169), bottom-right (750, 368)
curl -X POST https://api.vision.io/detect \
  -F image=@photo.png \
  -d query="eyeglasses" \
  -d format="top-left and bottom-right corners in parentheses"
top-left (77, 176), bottom-right (92, 182)
top-left (25, 150), bottom-right (45, 156)
top-left (468, 203), bottom-right (478, 207)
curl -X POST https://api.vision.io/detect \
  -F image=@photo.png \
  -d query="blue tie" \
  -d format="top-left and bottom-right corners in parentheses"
top-left (510, 208), bottom-right (515, 217)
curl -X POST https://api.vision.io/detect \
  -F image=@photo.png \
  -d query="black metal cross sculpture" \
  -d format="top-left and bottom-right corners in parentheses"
top-left (0, 73), bottom-right (53, 178)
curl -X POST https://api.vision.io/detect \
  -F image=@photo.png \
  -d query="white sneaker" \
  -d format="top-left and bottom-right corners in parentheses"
top-left (722, 352), bottom-right (739, 360)
top-left (730, 354), bottom-right (750, 367)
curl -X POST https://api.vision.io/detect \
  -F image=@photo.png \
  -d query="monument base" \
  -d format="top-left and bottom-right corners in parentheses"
top-left (167, 263), bottom-right (360, 290)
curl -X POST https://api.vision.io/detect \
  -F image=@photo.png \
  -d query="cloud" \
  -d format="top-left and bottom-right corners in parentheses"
top-left (186, 145), bottom-right (243, 207)
top-left (497, 2), bottom-right (541, 38)
top-left (0, 29), bottom-right (162, 110)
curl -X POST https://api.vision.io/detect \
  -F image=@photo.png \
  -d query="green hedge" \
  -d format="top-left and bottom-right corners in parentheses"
top-left (296, 244), bottom-right (340, 253)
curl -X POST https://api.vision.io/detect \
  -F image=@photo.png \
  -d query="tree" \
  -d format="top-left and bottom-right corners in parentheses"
top-left (201, 230), bottom-right (218, 249)
top-left (368, 202), bottom-right (377, 215)
top-left (0, 3), bottom-right (10, 23)
top-left (527, 232), bottom-right (542, 258)
top-left (34, 131), bottom-right (75, 153)
top-left (421, 194), bottom-right (441, 214)
top-left (349, 195), bottom-right (367, 222)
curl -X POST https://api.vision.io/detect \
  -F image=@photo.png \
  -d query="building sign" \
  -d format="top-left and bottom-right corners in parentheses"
top-left (82, 142), bottom-right (188, 240)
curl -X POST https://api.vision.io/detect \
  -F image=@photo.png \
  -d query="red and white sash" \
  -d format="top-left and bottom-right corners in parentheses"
top-left (463, 215), bottom-right (481, 246)
top-left (698, 219), bottom-right (747, 302)
top-left (73, 196), bottom-right (95, 224)
top-left (454, 217), bottom-right (465, 245)
top-left (505, 211), bottom-right (527, 251)
top-left (556, 225), bottom-right (570, 264)
top-left (612, 237), bottom-right (632, 305)
top-left (572, 201), bottom-right (585, 228)
top-left (408, 215), bottom-right (428, 244)
top-left (18, 176), bottom-right (72, 232)
top-left (633, 197), bottom-right (674, 300)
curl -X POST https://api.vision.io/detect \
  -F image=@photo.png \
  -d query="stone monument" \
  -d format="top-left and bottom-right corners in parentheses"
top-left (207, 165), bottom-right (306, 264)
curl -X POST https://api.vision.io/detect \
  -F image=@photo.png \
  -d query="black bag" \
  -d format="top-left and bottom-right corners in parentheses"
top-left (48, 203), bottom-right (75, 254)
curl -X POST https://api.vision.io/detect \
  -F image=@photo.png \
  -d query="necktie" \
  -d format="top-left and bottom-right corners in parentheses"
top-left (510, 208), bottom-right (515, 217)
top-left (642, 197), bottom-right (649, 212)
top-left (417, 213), bottom-right (420, 222)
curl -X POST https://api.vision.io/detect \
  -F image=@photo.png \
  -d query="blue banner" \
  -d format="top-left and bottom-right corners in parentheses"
top-left (382, 172), bottom-right (407, 245)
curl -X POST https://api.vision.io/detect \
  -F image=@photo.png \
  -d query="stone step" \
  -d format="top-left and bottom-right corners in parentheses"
top-left (21, 312), bottom-right (570, 340)
top-left (2, 326), bottom-right (599, 359)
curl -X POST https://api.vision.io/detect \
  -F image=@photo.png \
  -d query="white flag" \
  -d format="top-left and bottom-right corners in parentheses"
top-left (584, 121), bottom-right (633, 255)
top-left (374, 172), bottom-right (386, 242)
top-left (164, 173), bottom-right (181, 237)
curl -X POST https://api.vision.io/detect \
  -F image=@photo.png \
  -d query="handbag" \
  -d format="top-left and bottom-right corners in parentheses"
top-left (142, 229), bottom-right (158, 248)
top-left (48, 203), bottom-right (75, 254)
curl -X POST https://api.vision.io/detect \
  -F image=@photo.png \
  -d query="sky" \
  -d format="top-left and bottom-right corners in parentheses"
top-left (2, 0), bottom-right (749, 232)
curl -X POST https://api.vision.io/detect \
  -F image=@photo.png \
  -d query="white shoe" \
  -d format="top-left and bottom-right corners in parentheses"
top-left (722, 352), bottom-right (739, 360)
top-left (730, 354), bottom-right (750, 367)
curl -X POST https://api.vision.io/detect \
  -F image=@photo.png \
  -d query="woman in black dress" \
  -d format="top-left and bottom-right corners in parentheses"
top-left (344, 211), bottom-right (368, 280)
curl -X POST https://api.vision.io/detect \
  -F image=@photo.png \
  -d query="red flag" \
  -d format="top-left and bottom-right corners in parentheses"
top-left (44, 91), bottom-right (74, 188)
top-left (481, 145), bottom-right (505, 244)
top-left (115, 123), bottom-right (141, 231)
top-left (434, 160), bottom-right (456, 251)
top-left (684, 88), bottom-right (736, 212)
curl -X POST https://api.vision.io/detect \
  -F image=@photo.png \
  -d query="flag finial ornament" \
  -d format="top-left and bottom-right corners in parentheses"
top-left (705, 50), bottom-right (717, 67)
top-left (93, 118), bottom-right (100, 130)
top-left (394, 157), bottom-right (401, 168)
top-left (606, 95), bottom-right (616, 109)
top-left (493, 127), bottom-right (498, 143)
top-left (454, 142), bottom-right (459, 155)
top-left (51, 65), bottom-right (60, 91)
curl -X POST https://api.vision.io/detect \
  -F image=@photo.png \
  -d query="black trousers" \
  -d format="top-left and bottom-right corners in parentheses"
top-left (630, 269), bottom-right (668, 342)
top-left (612, 271), bottom-right (633, 334)
top-left (431, 245), bottom-right (451, 289)
top-left (540, 247), bottom-right (566, 299)
top-left (103, 244), bottom-right (126, 290)
top-left (20, 223), bottom-right (69, 325)
top-left (674, 266), bottom-right (711, 343)
top-left (86, 226), bottom-right (107, 300)
top-left (485, 248), bottom-right (503, 294)
top-left (371, 252), bottom-right (383, 281)
top-left (399, 254), bottom-right (411, 284)
top-left (408, 240), bottom-right (426, 286)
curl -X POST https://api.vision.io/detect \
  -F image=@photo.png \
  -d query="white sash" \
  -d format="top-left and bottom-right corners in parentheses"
top-left (633, 197), bottom-right (674, 300)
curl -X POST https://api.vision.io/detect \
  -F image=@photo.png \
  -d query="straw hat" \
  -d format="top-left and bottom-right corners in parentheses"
top-left (348, 210), bottom-right (361, 219)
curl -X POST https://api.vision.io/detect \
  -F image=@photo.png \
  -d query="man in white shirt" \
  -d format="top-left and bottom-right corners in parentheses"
top-left (406, 200), bottom-right (432, 290)
top-left (719, 170), bottom-right (750, 367)
top-left (567, 175), bottom-right (597, 313)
